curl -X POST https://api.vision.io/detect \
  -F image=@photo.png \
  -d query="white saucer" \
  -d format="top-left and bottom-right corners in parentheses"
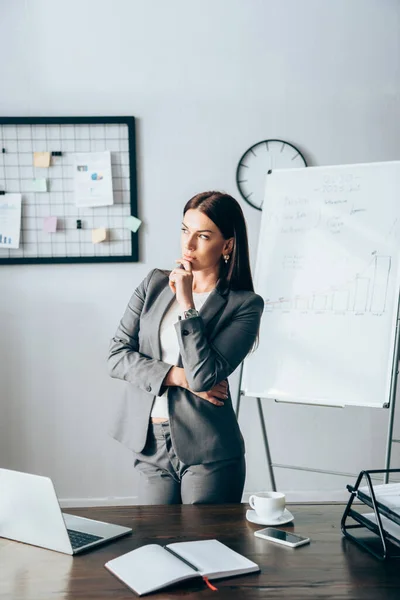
top-left (246, 508), bottom-right (294, 526)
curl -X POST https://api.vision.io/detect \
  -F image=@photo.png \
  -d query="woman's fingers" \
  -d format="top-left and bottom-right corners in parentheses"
top-left (189, 388), bottom-right (225, 407)
top-left (211, 382), bottom-right (229, 397)
top-left (204, 388), bottom-right (226, 404)
top-left (175, 258), bottom-right (192, 272)
top-left (205, 395), bottom-right (224, 406)
top-left (215, 382), bottom-right (228, 393)
top-left (169, 268), bottom-right (180, 283)
top-left (169, 265), bottom-right (191, 286)
top-left (170, 262), bottom-right (194, 310)
top-left (216, 379), bottom-right (228, 389)
top-left (210, 388), bottom-right (228, 399)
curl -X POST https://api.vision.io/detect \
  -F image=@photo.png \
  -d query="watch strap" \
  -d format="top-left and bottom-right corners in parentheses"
top-left (183, 308), bottom-right (199, 319)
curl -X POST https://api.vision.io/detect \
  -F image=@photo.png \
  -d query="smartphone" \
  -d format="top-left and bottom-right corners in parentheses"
top-left (254, 527), bottom-right (310, 548)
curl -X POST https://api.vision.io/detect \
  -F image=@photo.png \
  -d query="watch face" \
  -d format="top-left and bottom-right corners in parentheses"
top-left (236, 139), bottom-right (307, 211)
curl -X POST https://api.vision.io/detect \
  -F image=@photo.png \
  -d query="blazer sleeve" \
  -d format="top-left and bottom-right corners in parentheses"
top-left (107, 269), bottom-right (173, 396)
top-left (174, 293), bottom-right (264, 392)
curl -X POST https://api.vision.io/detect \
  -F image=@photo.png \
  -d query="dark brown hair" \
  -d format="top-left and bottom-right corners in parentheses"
top-left (183, 191), bottom-right (254, 292)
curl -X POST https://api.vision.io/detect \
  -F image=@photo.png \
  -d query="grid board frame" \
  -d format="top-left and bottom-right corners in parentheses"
top-left (0, 116), bottom-right (138, 264)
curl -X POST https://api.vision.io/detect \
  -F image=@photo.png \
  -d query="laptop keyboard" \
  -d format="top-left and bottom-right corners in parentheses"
top-left (67, 528), bottom-right (104, 549)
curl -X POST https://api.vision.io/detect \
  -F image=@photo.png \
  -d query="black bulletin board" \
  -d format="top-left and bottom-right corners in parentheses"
top-left (0, 116), bottom-right (138, 264)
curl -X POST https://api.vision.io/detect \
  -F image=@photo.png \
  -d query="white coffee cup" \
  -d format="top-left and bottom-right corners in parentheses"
top-left (249, 491), bottom-right (286, 521)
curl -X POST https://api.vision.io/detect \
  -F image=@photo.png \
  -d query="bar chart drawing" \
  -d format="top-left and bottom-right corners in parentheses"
top-left (353, 276), bottom-right (370, 312)
top-left (369, 255), bottom-right (391, 315)
top-left (0, 234), bottom-right (12, 245)
top-left (265, 254), bottom-right (391, 316)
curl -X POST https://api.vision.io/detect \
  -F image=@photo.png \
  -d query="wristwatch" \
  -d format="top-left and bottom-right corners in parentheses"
top-left (183, 308), bottom-right (199, 319)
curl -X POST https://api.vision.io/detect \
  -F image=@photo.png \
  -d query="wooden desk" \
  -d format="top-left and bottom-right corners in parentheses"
top-left (0, 504), bottom-right (398, 599)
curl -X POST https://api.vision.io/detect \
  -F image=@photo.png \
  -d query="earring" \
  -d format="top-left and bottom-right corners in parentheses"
top-left (223, 254), bottom-right (230, 264)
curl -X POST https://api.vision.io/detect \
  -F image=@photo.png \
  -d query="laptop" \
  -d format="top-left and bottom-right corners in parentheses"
top-left (0, 468), bottom-right (132, 555)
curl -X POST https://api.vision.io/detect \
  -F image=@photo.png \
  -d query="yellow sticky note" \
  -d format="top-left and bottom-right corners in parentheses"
top-left (125, 215), bottom-right (142, 233)
top-left (33, 152), bottom-right (51, 168)
top-left (92, 228), bottom-right (107, 244)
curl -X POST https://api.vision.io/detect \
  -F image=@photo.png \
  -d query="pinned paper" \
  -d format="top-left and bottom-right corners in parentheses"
top-left (0, 194), bottom-right (22, 249)
top-left (33, 178), bottom-right (48, 192)
top-left (33, 152), bottom-right (51, 168)
top-left (92, 227), bottom-right (107, 244)
top-left (125, 215), bottom-right (142, 233)
top-left (73, 151), bottom-right (113, 207)
top-left (43, 216), bottom-right (57, 233)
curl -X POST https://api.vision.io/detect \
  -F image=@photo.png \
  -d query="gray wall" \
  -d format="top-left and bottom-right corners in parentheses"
top-left (0, 0), bottom-right (399, 505)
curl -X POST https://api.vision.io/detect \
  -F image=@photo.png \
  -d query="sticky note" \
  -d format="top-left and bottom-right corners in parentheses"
top-left (92, 228), bottom-right (107, 244)
top-left (125, 215), bottom-right (142, 233)
top-left (33, 178), bottom-right (48, 192)
top-left (43, 216), bottom-right (57, 233)
top-left (33, 152), bottom-right (51, 168)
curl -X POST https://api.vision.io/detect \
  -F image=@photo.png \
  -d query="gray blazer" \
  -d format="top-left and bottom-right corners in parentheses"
top-left (108, 268), bottom-right (264, 465)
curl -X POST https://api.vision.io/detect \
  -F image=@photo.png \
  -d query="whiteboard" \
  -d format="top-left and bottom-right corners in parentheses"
top-left (242, 161), bottom-right (400, 407)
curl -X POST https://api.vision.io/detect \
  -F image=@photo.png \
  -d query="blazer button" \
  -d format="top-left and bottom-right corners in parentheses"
top-left (146, 385), bottom-right (152, 392)
top-left (182, 329), bottom-right (189, 336)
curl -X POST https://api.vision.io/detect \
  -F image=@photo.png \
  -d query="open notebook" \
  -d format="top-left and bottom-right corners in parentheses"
top-left (105, 539), bottom-right (260, 596)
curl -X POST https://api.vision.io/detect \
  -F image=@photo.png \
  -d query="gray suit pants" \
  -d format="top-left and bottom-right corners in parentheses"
top-left (133, 422), bottom-right (246, 505)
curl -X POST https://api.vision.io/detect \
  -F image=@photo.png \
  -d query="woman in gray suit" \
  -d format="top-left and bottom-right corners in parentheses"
top-left (108, 191), bottom-right (264, 504)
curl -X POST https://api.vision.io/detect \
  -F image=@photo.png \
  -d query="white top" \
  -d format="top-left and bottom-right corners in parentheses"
top-left (150, 291), bottom-right (212, 419)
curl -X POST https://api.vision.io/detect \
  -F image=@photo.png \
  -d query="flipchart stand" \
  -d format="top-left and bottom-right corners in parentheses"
top-left (235, 310), bottom-right (400, 491)
top-left (235, 363), bottom-right (277, 491)
top-left (236, 163), bottom-right (400, 491)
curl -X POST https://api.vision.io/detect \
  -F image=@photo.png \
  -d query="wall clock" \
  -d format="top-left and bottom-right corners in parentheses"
top-left (236, 139), bottom-right (307, 210)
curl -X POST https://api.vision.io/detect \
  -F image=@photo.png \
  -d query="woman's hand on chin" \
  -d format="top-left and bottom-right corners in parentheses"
top-left (169, 258), bottom-right (195, 310)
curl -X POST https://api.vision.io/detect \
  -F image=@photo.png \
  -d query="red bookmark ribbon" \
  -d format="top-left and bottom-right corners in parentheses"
top-left (203, 576), bottom-right (218, 591)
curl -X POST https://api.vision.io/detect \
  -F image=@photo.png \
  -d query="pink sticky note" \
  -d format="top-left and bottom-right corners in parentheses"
top-left (43, 216), bottom-right (57, 233)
